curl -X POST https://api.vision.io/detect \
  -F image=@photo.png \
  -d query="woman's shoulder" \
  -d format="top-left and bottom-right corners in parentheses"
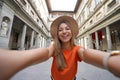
top-left (74, 45), bottom-right (84, 54)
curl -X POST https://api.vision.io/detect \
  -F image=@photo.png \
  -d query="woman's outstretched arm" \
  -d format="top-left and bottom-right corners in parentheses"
top-left (78, 47), bottom-right (120, 77)
top-left (0, 48), bottom-right (49, 80)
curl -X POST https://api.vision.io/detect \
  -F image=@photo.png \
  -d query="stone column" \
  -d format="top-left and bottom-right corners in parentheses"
top-left (95, 32), bottom-right (99, 49)
top-left (106, 26), bottom-right (112, 51)
top-left (39, 35), bottom-right (42, 47)
top-left (84, 37), bottom-right (87, 48)
top-left (35, 34), bottom-right (39, 48)
top-left (20, 24), bottom-right (27, 50)
top-left (42, 37), bottom-right (44, 47)
top-left (80, 38), bottom-right (82, 46)
top-left (81, 38), bottom-right (84, 47)
top-left (88, 34), bottom-right (93, 48)
top-left (44, 38), bottom-right (47, 47)
top-left (30, 30), bottom-right (34, 48)
top-left (79, 39), bottom-right (81, 46)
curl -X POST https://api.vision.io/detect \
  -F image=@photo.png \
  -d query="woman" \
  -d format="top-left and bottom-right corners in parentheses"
top-left (50, 16), bottom-right (81, 80)
top-left (0, 16), bottom-right (120, 80)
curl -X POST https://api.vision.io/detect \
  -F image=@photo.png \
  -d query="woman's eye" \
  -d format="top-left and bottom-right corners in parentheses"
top-left (66, 28), bottom-right (70, 30)
top-left (58, 29), bottom-right (62, 31)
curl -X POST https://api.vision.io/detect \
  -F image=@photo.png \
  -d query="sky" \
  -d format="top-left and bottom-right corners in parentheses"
top-left (50, 0), bottom-right (77, 11)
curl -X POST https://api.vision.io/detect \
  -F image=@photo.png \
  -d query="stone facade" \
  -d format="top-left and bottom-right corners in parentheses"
top-left (76, 0), bottom-right (120, 51)
top-left (0, 0), bottom-right (49, 50)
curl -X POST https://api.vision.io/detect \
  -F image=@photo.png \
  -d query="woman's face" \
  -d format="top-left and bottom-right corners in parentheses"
top-left (58, 22), bottom-right (72, 43)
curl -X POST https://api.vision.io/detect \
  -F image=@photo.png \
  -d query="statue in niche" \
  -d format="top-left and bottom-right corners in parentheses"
top-left (0, 18), bottom-right (9, 37)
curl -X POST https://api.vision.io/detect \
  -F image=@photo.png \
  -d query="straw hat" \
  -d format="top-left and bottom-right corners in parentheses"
top-left (50, 16), bottom-right (78, 39)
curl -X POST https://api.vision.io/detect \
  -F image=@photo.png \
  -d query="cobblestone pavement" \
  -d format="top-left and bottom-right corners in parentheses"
top-left (11, 58), bottom-right (120, 80)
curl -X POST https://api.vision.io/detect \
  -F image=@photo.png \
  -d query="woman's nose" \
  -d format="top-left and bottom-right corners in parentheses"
top-left (62, 29), bottom-right (67, 33)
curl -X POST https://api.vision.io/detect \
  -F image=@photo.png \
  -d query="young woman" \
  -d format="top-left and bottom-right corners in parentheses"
top-left (0, 16), bottom-right (120, 80)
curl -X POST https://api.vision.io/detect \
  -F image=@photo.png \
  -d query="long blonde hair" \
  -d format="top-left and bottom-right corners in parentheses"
top-left (53, 21), bottom-right (76, 70)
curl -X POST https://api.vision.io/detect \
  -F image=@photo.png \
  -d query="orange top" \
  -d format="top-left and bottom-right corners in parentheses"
top-left (51, 46), bottom-right (82, 80)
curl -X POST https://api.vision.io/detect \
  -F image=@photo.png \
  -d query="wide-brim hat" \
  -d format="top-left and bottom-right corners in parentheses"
top-left (50, 16), bottom-right (78, 39)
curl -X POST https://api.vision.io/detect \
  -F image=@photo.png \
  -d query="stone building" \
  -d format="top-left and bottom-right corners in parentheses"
top-left (76, 0), bottom-right (120, 51)
top-left (0, 0), bottom-right (49, 50)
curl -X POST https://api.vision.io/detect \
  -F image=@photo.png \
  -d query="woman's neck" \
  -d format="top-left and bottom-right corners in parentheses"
top-left (61, 42), bottom-right (72, 50)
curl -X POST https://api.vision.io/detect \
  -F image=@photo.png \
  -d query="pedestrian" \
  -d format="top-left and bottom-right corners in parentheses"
top-left (0, 16), bottom-right (120, 80)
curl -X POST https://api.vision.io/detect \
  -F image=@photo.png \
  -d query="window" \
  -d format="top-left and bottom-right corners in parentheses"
top-left (37, 18), bottom-right (39, 22)
top-left (90, 19), bottom-right (93, 24)
top-left (88, 3), bottom-right (93, 15)
top-left (31, 10), bottom-right (34, 16)
top-left (108, 0), bottom-right (116, 8)
top-left (107, 0), bottom-right (117, 12)
top-left (20, 0), bottom-right (26, 5)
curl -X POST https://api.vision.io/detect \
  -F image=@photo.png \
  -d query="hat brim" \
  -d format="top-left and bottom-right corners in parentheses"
top-left (50, 16), bottom-right (78, 39)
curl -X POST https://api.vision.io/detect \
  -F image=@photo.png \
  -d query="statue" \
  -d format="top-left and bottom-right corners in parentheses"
top-left (0, 19), bottom-right (9, 37)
